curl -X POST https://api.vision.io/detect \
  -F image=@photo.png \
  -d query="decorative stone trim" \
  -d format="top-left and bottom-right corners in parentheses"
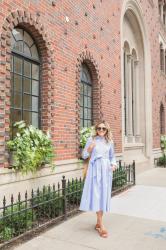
top-left (75, 50), bottom-right (102, 156)
top-left (0, 10), bottom-right (55, 167)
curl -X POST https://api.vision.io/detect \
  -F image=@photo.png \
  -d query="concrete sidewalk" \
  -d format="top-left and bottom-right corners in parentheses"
top-left (13, 167), bottom-right (166, 250)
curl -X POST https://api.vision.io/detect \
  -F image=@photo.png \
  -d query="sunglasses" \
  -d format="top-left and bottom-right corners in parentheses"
top-left (97, 127), bottom-right (107, 131)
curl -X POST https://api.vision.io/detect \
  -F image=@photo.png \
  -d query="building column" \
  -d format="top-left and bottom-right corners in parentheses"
top-left (124, 52), bottom-right (128, 143)
top-left (134, 60), bottom-right (141, 142)
top-left (160, 45), bottom-right (164, 71)
top-left (164, 48), bottom-right (165, 73)
top-left (127, 54), bottom-right (133, 142)
top-left (161, 2), bottom-right (164, 22)
top-left (165, 50), bottom-right (166, 74)
top-left (162, 47), bottom-right (165, 72)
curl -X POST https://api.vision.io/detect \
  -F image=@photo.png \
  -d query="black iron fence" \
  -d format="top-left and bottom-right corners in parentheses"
top-left (0, 160), bottom-right (135, 246)
top-left (112, 160), bottom-right (135, 194)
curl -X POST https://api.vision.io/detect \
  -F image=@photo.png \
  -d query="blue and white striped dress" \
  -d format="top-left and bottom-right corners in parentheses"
top-left (79, 135), bottom-right (117, 212)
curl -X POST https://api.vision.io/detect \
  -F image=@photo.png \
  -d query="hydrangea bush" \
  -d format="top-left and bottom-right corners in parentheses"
top-left (80, 126), bottom-right (95, 148)
top-left (160, 135), bottom-right (166, 150)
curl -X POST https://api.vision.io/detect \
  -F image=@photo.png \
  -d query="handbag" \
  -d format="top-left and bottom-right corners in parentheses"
top-left (82, 138), bottom-right (95, 179)
top-left (83, 157), bottom-right (90, 179)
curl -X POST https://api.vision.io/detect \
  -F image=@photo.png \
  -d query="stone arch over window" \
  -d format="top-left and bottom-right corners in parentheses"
top-left (0, 10), bottom-right (55, 167)
top-left (160, 102), bottom-right (165, 135)
top-left (75, 51), bottom-right (102, 153)
top-left (122, 9), bottom-right (143, 144)
top-left (121, 0), bottom-right (152, 162)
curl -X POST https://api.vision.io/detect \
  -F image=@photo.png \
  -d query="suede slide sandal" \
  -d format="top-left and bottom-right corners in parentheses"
top-left (99, 229), bottom-right (108, 238)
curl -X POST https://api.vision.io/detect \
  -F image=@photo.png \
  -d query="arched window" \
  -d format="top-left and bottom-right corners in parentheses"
top-left (160, 103), bottom-right (165, 135)
top-left (80, 64), bottom-right (92, 127)
top-left (11, 28), bottom-right (40, 136)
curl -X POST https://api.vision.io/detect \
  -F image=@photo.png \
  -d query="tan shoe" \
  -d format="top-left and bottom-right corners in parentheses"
top-left (95, 223), bottom-right (101, 231)
top-left (99, 229), bottom-right (108, 238)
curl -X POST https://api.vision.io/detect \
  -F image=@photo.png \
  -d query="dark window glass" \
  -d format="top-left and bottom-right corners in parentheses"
top-left (14, 57), bottom-right (22, 74)
top-left (23, 111), bottom-right (32, 125)
top-left (23, 94), bottom-right (32, 110)
top-left (32, 80), bottom-right (39, 95)
top-left (80, 64), bottom-right (92, 128)
top-left (24, 61), bottom-right (31, 77)
top-left (24, 78), bottom-right (31, 93)
top-left (14, 74), bottom-right (22, 92)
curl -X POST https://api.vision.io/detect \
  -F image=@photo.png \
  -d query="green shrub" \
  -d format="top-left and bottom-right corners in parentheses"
top-left (0, 203), bottom-right (35, 242)
top-left (157, 155), bottom-right (166, 166)
top-left (32, 187), bottom-right (63, 219)
top-left (112, 167), bottom-right (127, 190)
top-left (0, 227), bottom-right (13, 242)
top-left (67, 179), bottom-right (84, 205)
top-left (161, 135), bottom-right (166, 150)
top-left (80, 126), bottom-right (95, 148)
top-left (7, 121), bottom-right (55, 174)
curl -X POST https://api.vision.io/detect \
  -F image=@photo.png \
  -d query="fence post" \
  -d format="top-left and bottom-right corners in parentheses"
top-left (3, 196), bottom-right (6, 240)
top-left (119, 160), bottom-right (122, 168)
top-left (133, 160), bottom-right (136, 185)
top-left (62, 175), bottom-right (67, 220)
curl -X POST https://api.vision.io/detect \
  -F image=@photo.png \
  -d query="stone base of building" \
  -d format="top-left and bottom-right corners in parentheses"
top-left (123, 143), bottom-right (161, 174)
top-left (152, 148), bottom-right (162, 159)
top-left (0, 159), bottom-right (83, 205)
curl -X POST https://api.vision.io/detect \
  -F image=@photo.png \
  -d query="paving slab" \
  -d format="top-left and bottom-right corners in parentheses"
top-left (136, 167), bottom-right (166, 187)
top-left (111, 185), bottom-right (166, 221)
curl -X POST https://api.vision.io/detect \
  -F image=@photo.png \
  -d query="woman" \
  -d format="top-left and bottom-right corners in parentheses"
top-left (79, 121), bottom-right (117, 238)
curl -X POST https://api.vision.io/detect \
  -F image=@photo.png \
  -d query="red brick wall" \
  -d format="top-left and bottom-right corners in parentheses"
top-left (0, 0), bottom-right (164, 167)
top-left (158, 16), bottom-right (166, 141)
top-left (146, 0), bottom-right (166, 148)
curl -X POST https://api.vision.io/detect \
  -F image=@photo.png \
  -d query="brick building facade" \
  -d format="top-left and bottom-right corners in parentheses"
top-left (0, 0), bottom-right (165, 196)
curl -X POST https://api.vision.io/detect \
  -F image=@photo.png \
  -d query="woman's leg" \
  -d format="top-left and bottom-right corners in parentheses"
top-left (96, 211), bottom-right (108, 237)
top-left (96, 211), bottom-right (108, 230)
top-left (96, 210), bottom-right (103, 227)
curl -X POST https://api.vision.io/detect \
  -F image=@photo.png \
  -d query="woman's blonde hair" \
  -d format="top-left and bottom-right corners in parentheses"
top-left (93, 120), bottom-right (113, 143)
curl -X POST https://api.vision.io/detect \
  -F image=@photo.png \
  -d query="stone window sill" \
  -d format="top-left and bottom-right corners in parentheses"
top-left (124, 142), bottom-right (144, 149)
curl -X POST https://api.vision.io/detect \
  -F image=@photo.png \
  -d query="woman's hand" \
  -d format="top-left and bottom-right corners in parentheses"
top-left (87, 142), bottom-right (96, 154)
top-left (111, 165), bottom-right (117, 171)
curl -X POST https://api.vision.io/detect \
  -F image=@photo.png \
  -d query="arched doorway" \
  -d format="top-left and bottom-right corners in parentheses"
top-left (121, 0), bottom-right (152, 164)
